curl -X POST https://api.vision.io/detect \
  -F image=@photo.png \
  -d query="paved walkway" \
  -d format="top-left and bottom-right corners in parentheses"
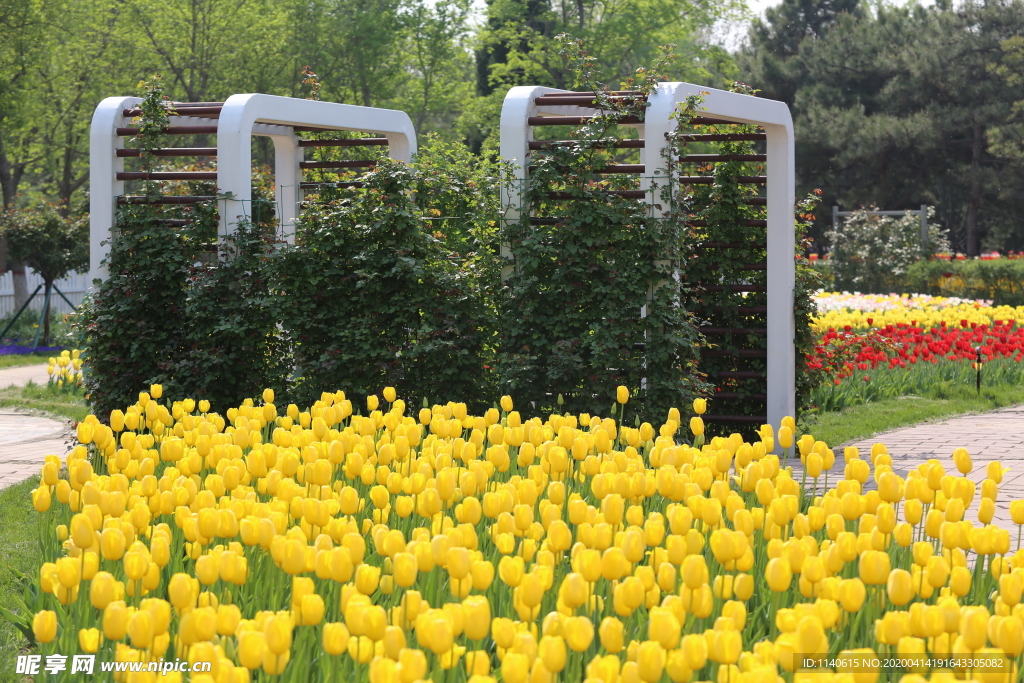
top-left (843, 405), bottom-right (1024, 531)
top-left (0, 363), bottom-right (72, 490)
top-left (0, 363), bottom-right (50, 387)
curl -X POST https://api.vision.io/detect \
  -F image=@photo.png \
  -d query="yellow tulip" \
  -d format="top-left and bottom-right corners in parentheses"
top-left (78, 627), bottom-right (101, 653)
top-left (502, 652), bottom-right (529, 683)
top-left (563, 616), bottom-right (594, 652)
top-left (637, 641), bottom-right (666, 682)
top-left (239, 631), bottom-right (267, 669)
top-left (539, 635), bottom-right (567, 673)
top-left (322, 623), bottom-right (349, 656)
top-left (265, 614), bottom-right (293, 655)
top-left (858, 550), bottom-right (890, 585)
top-left (33, 610), bottom-right (57, 643)
top-left (766, 557), bottom-right (792, 592)
top-left (778, 426), bottom-right (793, 449)
top-left (886, 569), bottom-right (913, 606)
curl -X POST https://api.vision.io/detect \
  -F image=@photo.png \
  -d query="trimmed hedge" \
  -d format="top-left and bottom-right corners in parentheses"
top-left (906, 259), bottom-right (1024, 306)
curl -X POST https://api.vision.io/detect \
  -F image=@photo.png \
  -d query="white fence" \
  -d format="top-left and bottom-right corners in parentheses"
top-left (0, 270), bottom-right (87, 319)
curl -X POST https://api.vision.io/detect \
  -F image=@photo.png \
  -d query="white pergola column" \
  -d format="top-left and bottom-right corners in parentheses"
top-left (89, 96), bottom-right (141, 286)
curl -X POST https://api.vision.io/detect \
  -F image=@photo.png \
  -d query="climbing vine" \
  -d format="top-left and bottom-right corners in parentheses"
top-left (496, 36), bottom-right (710, 422)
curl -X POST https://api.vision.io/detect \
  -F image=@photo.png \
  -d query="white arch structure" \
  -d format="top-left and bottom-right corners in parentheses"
top-left (90, 94), bottom-right (416, 285)
top-left (499, 82), bottom-right (796, 430)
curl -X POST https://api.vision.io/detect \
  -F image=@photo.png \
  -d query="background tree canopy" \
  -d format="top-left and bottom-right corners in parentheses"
top-left (0, 0), bottom-right (1022, 256)
top-left (740, 0), bottom-right (1024, 256)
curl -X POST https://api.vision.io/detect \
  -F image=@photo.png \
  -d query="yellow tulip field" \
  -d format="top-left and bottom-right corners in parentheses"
top-left (24, 384), bottom-right (1024, 683)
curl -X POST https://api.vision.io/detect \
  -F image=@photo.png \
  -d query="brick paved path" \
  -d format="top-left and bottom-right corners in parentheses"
top-left (841, 405), bottom-right (1024, 530)
top-left (0, 364), bottom-right (72, 489)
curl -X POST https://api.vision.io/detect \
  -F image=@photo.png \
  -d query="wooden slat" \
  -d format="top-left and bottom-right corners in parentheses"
top-left (679, 154), bottom-right (767, 162)
top-left (298, 138), bottom-right (389, 147)
top-left (116, 172), bottom-right (217, 181)
top-left (528, 164), bottom-right (645, 174)
top-left (678, 133), bottom-right (766, 142)
top-left (717, 371), bottom-right (766, 379)
top-left (300, 182), bottom-right (365, 189)
top-left (533, 95), bottom-right (646, 106)
top-left (687, 219), bottom-right (767, 228)
top-left (116, 196), bottom-right (215, 205)
top-left (545, 190), bottom-right (646, 200)
top-left (117, 148), bottom-right (217, 157)
top-left (299, 161), bottom-right (376, 170)
top-left (529, 139), bottom-right (645, 150)
top-left (529, 115), bottom-right (645, 126)
top-left (123, 106), bottom-right (223, 118)
top-left (679, 176), bottom-right (767, 185)
top-left (116, 126), bottom-right (218, 136)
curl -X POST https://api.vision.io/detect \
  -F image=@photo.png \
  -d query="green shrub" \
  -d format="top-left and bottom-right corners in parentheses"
top-left (271, 159), bottom-right (498, 412)
top-left (826, 207), bottom-right (949, 294)
top-left (77, 203), bottom-right (212, 415)
top-left (905, 258), bottom-right (1024, 306)
top-left (810, 260), bottom-right (834, 290)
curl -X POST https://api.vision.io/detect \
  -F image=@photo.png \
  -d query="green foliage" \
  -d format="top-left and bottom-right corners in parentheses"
top-left (273, 159), bottom-right (498, 411)
top-left (0, 203), bottom-right (87, 284)
top-left (76, 202), bottom-right (211, 415)
top-left (825, 207), bottom-right (950, 294)
top-left (130, 77), bottom-right (176, 169)
top-left (810, 259), bottom-right (834, 290)
top-left (905, 258), bottom-right (1024, 307)
top-left (739, 0), bottom-right (1024, 257)
top-left (0, 202), bottom-right (88, 345)
top-left (660, 84), bottom-right (822, 426)
top-left (78, 200), bottom-right (291, 415)
top-left (0, 477), bottom-right (43, 682)
top-left (475, 0), bottom-right (741, 96)
top-left (497, 37), bottom-right (709, 422)
top-left (988, 35), bottom-right (1024, 164)
top-left (173, 218), bottom-right (292, 410)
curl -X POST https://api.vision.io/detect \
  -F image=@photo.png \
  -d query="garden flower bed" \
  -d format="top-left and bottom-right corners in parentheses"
top-left (807, 293), bottom-right (1024, 412)
top-left (13, 386), bottom-right (1024, 682)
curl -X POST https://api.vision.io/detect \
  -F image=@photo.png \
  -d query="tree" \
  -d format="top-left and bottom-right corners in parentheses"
top-left (401, 0), bottom-right (475, 135)
top-left (742, 0), bottom-right (861, 104)
top-left (739, 0), bottom-right (1024, 256)
top-left (475, 0), bottom-right (743, 95)
top-left (287, 0), bottom-right (407, 107)
top-left (1, 202), bottom-right (87, 344)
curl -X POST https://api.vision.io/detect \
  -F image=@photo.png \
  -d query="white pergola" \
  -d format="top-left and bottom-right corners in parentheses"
top-left (89, 94), bottom-right (417, 284)
top-left (499, 82), bottom-right (796, 430)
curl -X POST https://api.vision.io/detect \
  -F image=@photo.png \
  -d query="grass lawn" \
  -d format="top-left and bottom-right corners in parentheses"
top-left (0, 354), bottom-right (54, 370)
top-left (800, 383), bottom-right (1024, 447)
top-left (0, 478), bottom-right (42, 683)
top-left (0, 382), bottom-right (89, 423)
